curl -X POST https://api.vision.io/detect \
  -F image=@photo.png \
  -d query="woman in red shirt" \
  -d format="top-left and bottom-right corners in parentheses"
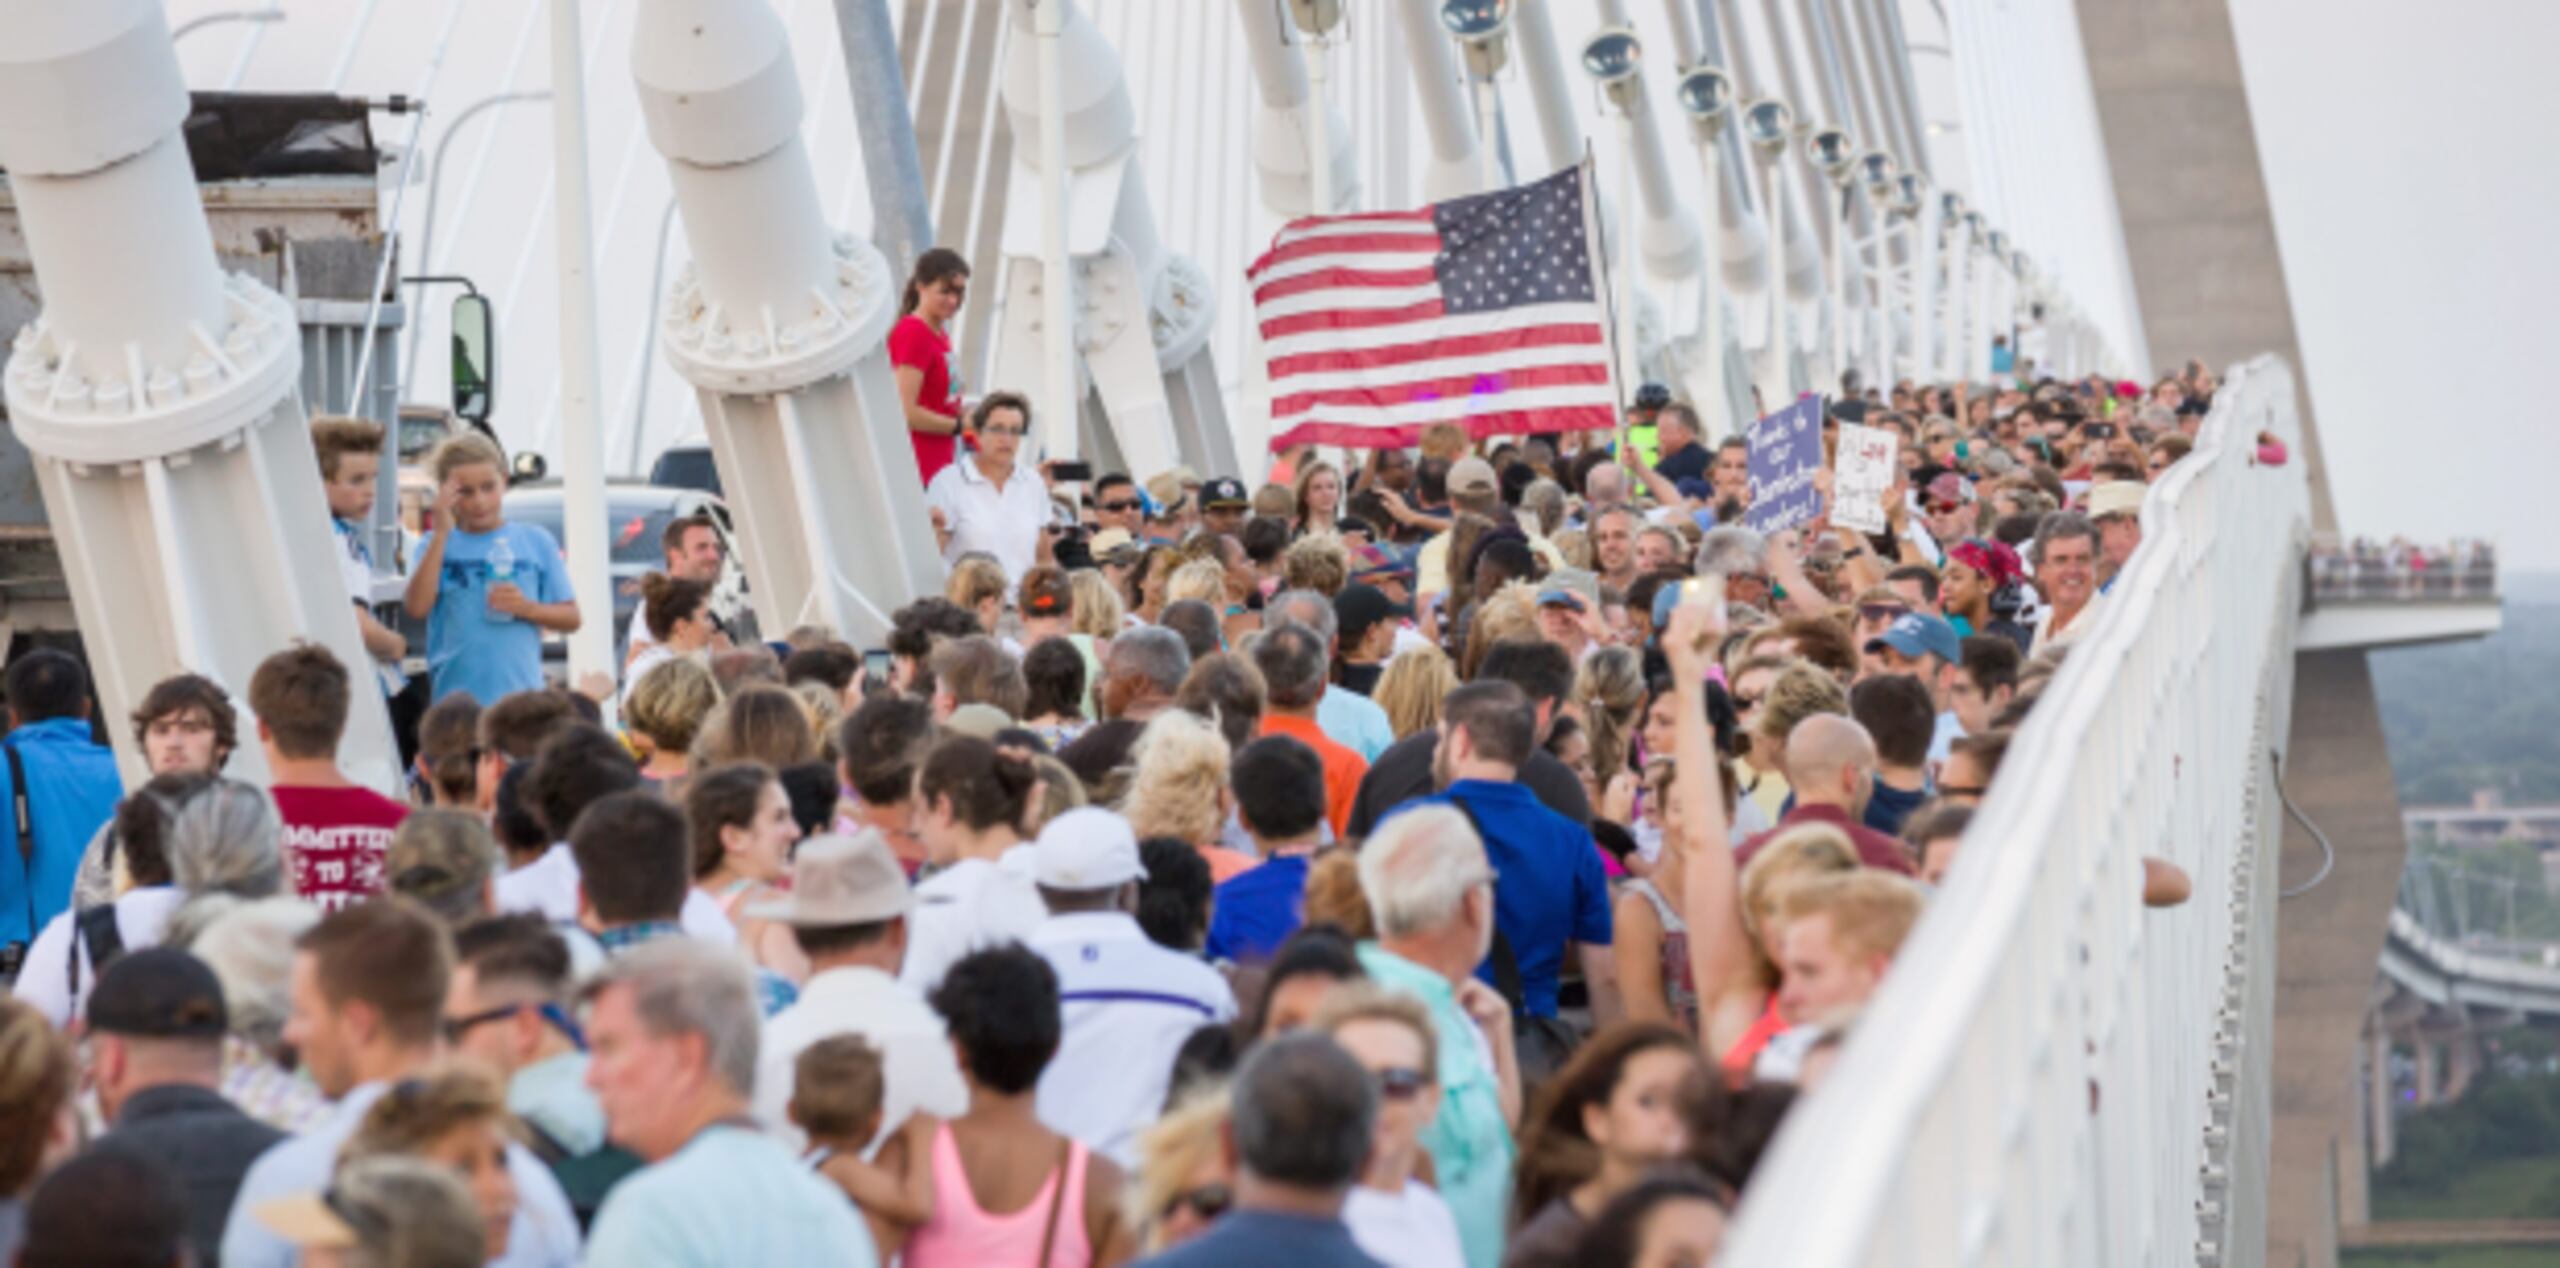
top-left (889, 248), bottom-right (971, 485)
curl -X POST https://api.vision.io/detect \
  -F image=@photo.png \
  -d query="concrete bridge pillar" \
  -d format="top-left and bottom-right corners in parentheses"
top-left (2367, 1020), bottom-right (2395, 1170)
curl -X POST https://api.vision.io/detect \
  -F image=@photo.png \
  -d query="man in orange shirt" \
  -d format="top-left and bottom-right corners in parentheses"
top-left (1250, 622), bottom-right (1366, 840)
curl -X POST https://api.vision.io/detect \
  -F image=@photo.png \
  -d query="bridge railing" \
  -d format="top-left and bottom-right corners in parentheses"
top-left (1720, 355), bottom-right (2312, 1267)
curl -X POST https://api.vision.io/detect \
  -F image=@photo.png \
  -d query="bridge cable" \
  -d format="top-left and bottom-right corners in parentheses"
top-left (2273, 747), bottom-right (2337, 899)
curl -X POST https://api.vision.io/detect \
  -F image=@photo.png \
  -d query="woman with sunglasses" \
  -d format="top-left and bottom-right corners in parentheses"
top-left (890, 247), bottom-right (971, 486)
top-left (1316, 985), bottom-right (1466, 1268)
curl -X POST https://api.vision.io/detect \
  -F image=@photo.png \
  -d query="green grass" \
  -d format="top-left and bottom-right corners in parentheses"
top-left (2373, 1155), bottom-right (2560, 1222)
top-left (2347, 1250), bottom-right (2560, 1268)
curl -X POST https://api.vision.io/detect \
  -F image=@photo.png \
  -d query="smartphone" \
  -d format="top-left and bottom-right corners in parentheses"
top-left (862, 649), bottom-right (893, 683)
top-left (2083, 422), bottom-right (2117, 440)
top-left (1679, 574), bottom-right (1726, 653)
top-left (1051, 460), bottom-right (1094, 483)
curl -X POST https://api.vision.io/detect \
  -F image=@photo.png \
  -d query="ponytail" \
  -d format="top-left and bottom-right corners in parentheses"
top-left (901, 247), bottom-right (971, 318)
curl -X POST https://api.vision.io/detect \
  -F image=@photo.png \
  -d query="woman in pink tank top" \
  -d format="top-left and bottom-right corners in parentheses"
top-left (907, 945), bottom-right (1136, 1267)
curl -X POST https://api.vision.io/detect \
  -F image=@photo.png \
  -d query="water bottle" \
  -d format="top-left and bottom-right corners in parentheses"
top-left (485, 534), bottom-right (517, 624)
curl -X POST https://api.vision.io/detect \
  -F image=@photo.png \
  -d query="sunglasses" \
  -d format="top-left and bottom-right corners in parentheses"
top-left (1858, 604), bottom-right (1909, 624)
top-left (442, 1001), bottom-right (586, 1050)
top-left (1164, 1183), bottom-right (1233, 1222)
top-left (1374, 1066), bottom-right (1431, 1101)
top-left (1733, 693), bottom-right (1762, 711)
top-left (1099, 500), bottom-right (1139, 513)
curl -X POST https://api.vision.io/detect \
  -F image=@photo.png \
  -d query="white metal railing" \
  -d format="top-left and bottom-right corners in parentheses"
top-left (1720, 355), bottom-right (2311, 1267)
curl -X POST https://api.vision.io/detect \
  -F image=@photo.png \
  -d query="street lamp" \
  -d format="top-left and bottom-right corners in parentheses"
top-left (1675, 63), bottom-right (1735, 433)
top-left (1804, 128), bottom-right (1856, 384)
top-left (1440, 0), bottom-right (1512, 189)
top-left (1739, 98), bottom-right (1795, 401)
top-left (1287, 0), bottom-right (1348, 214)
top-left (1579, 24), bottom-right (1645, 421)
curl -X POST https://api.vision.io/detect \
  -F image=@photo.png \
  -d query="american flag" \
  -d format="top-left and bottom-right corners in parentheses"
top-left (1248, 165), bottom-right (1618, 451)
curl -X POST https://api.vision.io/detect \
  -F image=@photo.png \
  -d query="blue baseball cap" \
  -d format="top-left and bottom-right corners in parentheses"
top-left (1865, 612), bottom-right (1962, 664)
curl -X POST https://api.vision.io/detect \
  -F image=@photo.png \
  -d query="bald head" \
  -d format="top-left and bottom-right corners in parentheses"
top-left (1586, 463), bottom-right (1627, 506)
top-left (1786, 714), bottom-right (1878, 813)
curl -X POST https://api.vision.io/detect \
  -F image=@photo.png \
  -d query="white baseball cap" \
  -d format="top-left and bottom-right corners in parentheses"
top-left (1032, 807), bottom-right (1149, 891)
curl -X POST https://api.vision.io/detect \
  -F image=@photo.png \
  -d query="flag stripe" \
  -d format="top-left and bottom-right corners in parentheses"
top-left (1260, 304), bottom-right (1604, 362)
top-left (1269, 363), bottom-right (1613, 418)
top-left (1269, 383), bottom-right (1619, 428)
top-left (1268, 405), bottom-right (1621, 453)
top-left (1254, 282), bottom-right (1444, 323)
top-left (1251, 265), bottom-right (1441, 305)
top-left (1269, 208), bottom-right (1438, 247)
top-left (1250, 232), bottom-right (1442, 272)
top-left (1268, 338), bottom-right (1612, 393)
top-left (1258, 298), bottom-right (1448, 340)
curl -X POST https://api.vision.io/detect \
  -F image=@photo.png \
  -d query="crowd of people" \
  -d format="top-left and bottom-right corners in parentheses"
top-left (0, 249), bottom-right (2245, 1265)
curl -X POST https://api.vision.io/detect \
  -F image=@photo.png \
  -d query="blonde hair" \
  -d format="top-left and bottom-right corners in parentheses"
top-left (1280, 534), bottom-right (1351, 598)
top-left (1372, 646), bottom-right (1458, 740)
top-left (1776, 870), bottom-right (1928, 964)
top-left (1738, 822), bottom-right (1861, 939)
top-left (427, 432), bottom-right (506, 485)
top-left (1069, 570), bottom-right (1126, 640)
top-left (1164, 560), bottom-right (1229, 607)
top-left (0, 998), bottom-right (71, 1194)
top-left (1550, 527), bottom-right (1593, 571)
top-left (945, 555), bottom-right (1008, 614)
top-left (1022, 755), bottom-right (1087, 836)
top-left (625, 656), bottom-right (718, 753)
top-left (1755, 659), bottom-right (1849, 751)
top-left (1121, 709), bottom-right (1229, 845)
top-left (691, 684), bottom-right (819, 770)
top-left (1312, 982), bottom-right (1439, 1076)
top-left (343, 1063), bottom-right (514, 1162)
top-left (1458, 581), bottom-right (1541, 680)
top-left (1130, 1088), bottom-right (1233, 1252)
top-left (1251, 483), bottom-right (1296, 520)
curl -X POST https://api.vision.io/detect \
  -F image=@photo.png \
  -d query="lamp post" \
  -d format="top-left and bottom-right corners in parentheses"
top-left (1740, 96), bottom-right (1794, 405)
top-left (1938, 191), bottom-right (1968, 382)
top-left (1285, 0), bottom-right (1346, 214)
top-left (1580, 25), bottom-right (1643, 416)
top-left (1856, 150), bottom-right (1897, 389)
top-left (1675, 63), bottom-right (1734, 435)
top-left (402, 89), bottom-right (552, 394)
top-left (1440, 0), bottom-right (1513, 193)
top-left (1984, 228), bottom-right (2010, 379)
top-left (1806, 126), bottom-right (1856, 389)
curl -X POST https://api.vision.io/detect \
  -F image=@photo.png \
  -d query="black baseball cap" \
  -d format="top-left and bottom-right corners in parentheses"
top-left (1634, 383), bottom-right (1673, 410)
top-left (1334, 583), bottom-right (1413, 642)
top-left (1201, 477), bottom-right (1250, 510)
top-left (86, 947), bottom-right (228, 1039)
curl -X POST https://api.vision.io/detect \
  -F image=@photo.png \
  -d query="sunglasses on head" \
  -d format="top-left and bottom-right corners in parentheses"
top-left (1165, 1183), bottom-right (1233, 1222)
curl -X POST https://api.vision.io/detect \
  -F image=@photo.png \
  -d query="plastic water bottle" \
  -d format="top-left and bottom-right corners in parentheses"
top-left (485, 534), bottom-right (517, 624)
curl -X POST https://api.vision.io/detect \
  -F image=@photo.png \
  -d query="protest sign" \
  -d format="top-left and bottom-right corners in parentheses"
top-left (1744, 394), bottom-right (1824, 535)
top-left (1832, 422), bottom-right (1899, 535)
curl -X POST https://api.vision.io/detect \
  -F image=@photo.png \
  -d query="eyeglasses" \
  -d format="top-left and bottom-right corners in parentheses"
top-left (980, 425), bottom-right (1026, 439)
top-left (1857, 604), bottom-right (1909, 624)
top-left (1164, 1183), bottom-right (1233, 1222)
top-left (442, 1000), bottom-right (586, 1050)
top-left (1373, 1066), bottom-right (1431, 1101)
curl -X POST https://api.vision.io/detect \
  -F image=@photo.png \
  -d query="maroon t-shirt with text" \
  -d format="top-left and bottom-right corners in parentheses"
top-left (273, 785), bottom-right (410, 911)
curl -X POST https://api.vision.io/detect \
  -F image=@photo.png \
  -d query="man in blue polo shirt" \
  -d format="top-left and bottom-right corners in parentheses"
top-left (0, 649), bottom-right (122, 956)
top-left (1396, 680), bottom-right (1610, 1019)
top-left (1205, 735), bottom-right (1328, 962)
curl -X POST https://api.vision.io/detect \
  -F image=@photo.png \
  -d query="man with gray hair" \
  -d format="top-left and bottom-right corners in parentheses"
top-left (2028, 509), bottom-right (2103, 656)
top-left (1059, 624), bottom-right (1191, 790)
top-left (1253, 621), bottom-right (1369, 840)
top-left (1354, 805), bottom-right (1517, 1268)
top-left (1133, 1032), bottom-right (1386, 1268)
top-left (1268, 589), bottom-right (1394, 761)
top-left (1696, 524), bottom-right (1773, 612)
top-left (582, 938), bottom-right (876, 1265)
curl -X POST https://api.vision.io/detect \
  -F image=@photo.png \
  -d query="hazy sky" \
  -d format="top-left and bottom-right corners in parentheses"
top-left (2230, 0), bottom-right (2560, 571)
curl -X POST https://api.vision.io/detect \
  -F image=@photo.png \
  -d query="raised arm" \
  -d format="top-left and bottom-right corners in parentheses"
top-left (1664, 601), bottom-right (1762, 1056)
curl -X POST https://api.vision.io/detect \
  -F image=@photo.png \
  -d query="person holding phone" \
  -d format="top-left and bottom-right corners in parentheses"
top-left (925, 393), bottom-right (1054, 584)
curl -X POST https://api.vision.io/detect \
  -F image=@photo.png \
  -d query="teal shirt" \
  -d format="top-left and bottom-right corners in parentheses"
top-left (1357, 944), bottom-right (1514, 1268)
top-left (583, 1124), bottom-right (875, 1267)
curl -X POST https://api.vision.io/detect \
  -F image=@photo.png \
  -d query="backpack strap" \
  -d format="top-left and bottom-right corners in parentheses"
top-left (1439, 793), bottom-right (1527, 1016)
top-left (5, 737), bottom-right (34, 946)
top-left (69, 903), bottom-right (123, 1000)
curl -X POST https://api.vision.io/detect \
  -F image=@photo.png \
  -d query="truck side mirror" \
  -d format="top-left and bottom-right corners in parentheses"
top-left (450, 293), bottom-right (496, 424)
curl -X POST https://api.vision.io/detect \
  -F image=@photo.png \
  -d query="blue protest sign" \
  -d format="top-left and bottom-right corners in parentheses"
top-left (1744, 394), bottom-right (1825, 535)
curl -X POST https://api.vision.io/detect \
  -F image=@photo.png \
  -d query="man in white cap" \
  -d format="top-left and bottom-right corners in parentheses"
top-left (2085, 480), bottom-right (2146, 591)
top-left (749, 832), bottom-right (968, 1153)
top-left (1026, 808), bottom-right (1235, 1166)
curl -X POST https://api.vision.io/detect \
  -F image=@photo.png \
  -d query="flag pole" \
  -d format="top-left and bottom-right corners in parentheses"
top-left (1578, 146), bottom-right (1629, 460)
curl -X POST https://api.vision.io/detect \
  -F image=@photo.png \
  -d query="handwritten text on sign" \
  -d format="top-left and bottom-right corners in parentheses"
top-left (1832, 423), bottom-right (1900, 535)
top-left (1745, 395), bottom-right (1825, 535)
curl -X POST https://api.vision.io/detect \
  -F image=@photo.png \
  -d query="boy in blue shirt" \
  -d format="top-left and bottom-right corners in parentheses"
top-left (1205, 735), bottom-right (1329, 962)
top-left (0, 649), bottom-right (122, 952)
top-left (403, 434), bottom-right (580, 705)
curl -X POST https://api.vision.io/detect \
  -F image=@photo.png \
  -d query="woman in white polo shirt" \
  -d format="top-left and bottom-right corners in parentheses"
top-left (925, 392), bottom-right (1053, 585)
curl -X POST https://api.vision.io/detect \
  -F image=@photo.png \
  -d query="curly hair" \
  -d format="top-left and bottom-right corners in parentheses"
top-left (1120, 709), bottom-right (1229, 846)
top-left (1577, 645), bottom-right (1646, 782)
